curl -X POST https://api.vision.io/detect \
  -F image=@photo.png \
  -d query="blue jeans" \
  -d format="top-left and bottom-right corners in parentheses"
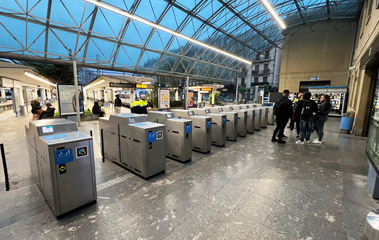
top-left (316, 115), bottom-right (328, 141)
top-left (300, 118), bottom-right (312, 142)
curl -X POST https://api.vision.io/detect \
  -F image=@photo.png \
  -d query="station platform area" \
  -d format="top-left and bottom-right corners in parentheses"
top-left (0, 113), bottom-right (376, 239)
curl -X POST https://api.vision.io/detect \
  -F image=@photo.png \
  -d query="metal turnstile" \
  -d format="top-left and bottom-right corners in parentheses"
top-left (147, 111), bottom-right (192, 162)
top-left (267, 106), bottom-right (275, 125)
top-left (192, 108), bottom-right (226, 147)
top-left (260, 106), bottom-right (268, 128)
top-left (206, 107), bottom-right (238, 141)
top-left (171, 109), bottom-right (211, 153)
top-left (222, 106), bottom-right (247, 137)
top-left (100, 114), bottom-right (166, 178)
top-left (25, 119), bottom-right (97, 217)
top-left (249, 105), bottom-right (262, 130)
top-left (233, 105), bottom-right (254, 134)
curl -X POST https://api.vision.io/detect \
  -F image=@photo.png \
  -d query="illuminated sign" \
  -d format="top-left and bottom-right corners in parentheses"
top-left (136, 84), bottom-right (148, 89)
top-left (201, 88), bottom-right (212, 91)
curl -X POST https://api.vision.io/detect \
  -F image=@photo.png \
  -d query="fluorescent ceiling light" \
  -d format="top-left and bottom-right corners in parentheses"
top-left (141, 82), bottom-right (152, 85)
top-left (84, 0), bottom-right (252, 65)
top-left (24, 72), bottom-right (56, 87)
top-left (85, 79), bottom-right (105, 89)
top-left (259, 0), bottom-right (286, 30)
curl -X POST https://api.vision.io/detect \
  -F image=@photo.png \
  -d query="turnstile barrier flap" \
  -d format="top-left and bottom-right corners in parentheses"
top-left (109, 113), bottom-right (147, 125)
top-left (29, 119), bottom-right (78, 137)
top-left (41, 132), bottom-right (91, 146)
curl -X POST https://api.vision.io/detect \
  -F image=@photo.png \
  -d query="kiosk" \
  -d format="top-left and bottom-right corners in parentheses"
top-left (147, 111), bottom-right (192, 162)
top-left (192, 108), bottom-right (226, 147)
top-left (171, 109), bottom-right (212, 153)
top-left (25, 119), bottom-right (97, 218)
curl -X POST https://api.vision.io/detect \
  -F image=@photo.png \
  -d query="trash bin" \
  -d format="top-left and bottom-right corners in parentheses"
top-left (340, 112), bottom-right (354, 133)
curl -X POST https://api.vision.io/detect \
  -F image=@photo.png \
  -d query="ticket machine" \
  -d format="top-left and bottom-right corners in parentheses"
top-left (206, 107), bottom-right (238, 141)
top-left (99, 114), bottom-right (166, 179)
top-left (221, 106), bottom-right (247, 137)
top-left (171, 109), bottom-right (211, 153)
top-left (147, 111), bottom-right (192, 162)
top-left (25, 119), bottom-right (97, 218)
top-left (192, 108), bottom-right (226, 147)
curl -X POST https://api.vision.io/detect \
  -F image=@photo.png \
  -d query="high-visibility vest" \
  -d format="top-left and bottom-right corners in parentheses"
top-left (131, 101), bottom-right (141, 108)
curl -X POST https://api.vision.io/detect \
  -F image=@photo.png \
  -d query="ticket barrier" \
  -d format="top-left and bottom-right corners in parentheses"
top-left (147, 111), bottom-right (192, 163)
top-left (267, 106), bottom-right (275, 125)
top-left (192, 108), bottom-right (226, 147)
top-left (25, 119), bottom-right (96, 218)
top-left (221, 106), bottom-right (247, 137)
top-left (99, 114), bottom-right (166, 179)
top-left (206, 107), bottom-right (238, 141)
top-left (232, 105), bottom-right (255, 134)
top-left (260, 106), bottom-right (268, 128)
top-left (248, 105), bottom-right (262, 130)
top-left (171, 109), bottom-right (212, 153)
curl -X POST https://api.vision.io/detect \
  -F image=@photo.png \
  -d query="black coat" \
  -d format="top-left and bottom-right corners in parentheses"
top-left (276, 96), bottom-right (293, 119)
top-left (295, 100), bottom-right (318, 119)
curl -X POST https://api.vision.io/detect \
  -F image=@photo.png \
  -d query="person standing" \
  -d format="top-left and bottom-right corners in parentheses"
top-left (288, 93), bottom-right (299, 130)
top-left (296, 92), bottom-right (317, 144)
top-left (313, 95), bottom-right (332, 144)
top-left (131, 97), bottom-right (141, 114)
top-left (114, 94), bottom-right (122, 114)
top-left (272, 89), bottom-right (293, 144)
top-left (139, 94), bottom-right (149, 114)
top-left (293, 93), bottom-right (303, 137)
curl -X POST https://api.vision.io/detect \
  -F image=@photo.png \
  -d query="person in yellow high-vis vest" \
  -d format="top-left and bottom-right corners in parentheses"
top-left (139, 94), bottom-right (148, 114)
top-left (130, 97), bottom-right (141, 114)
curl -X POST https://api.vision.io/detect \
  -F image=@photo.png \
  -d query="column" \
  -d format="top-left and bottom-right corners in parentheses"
top-left (0, 88), bottom-right (5, 102)
top-left (212, 89), bottom-right (215, 105)
top-left (198, 91), bottom-right (202, 104)
top-left (40, 88), bottom-right (46, 105)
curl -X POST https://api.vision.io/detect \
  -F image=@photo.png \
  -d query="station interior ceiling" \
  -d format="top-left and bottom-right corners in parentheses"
top-left (0, 0), bottom-right (361, 83)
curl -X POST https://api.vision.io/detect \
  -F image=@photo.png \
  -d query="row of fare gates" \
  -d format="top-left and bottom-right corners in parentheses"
top-left (24, 104), bottom-right (274, 218)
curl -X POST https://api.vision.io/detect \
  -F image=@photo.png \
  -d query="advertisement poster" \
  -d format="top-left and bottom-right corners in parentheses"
top-left (187, 90), bottom-right (194, 107)
top-left (158, 89), bottom-right (170, 109)
top-left (57, 84), bottom-right (84, 116)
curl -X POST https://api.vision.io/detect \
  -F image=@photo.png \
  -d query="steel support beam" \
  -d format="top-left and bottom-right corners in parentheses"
top-left (44, 0), bottom-right (52, 59)
top-left (217, 0), bottom-right (277, 47)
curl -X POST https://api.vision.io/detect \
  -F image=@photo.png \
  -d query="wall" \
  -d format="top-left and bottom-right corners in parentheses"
top-left (279, 20), bottom-right (356, 93)
top-left (348, 0), bottom-right (379, 136)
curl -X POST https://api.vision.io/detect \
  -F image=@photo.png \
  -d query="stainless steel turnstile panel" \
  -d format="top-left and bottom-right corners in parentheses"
top-left (206, 107), bottom-right (238, 141)
top-left (171, 110), bottom-right (211, 153)
top-left (251, 106), bottom-right (262, 130)
top-left (120, 122), bottom-right (166, 178)
top-left (267, 106), bottom-right (275, 125)
top-left (233, 105), bottom-right (254, 134)
top-left (147, 111), bottom-right (192, 162)
top-left (222, 106), bottom-right (247, 137)
top-left (260, 107), bottom-right (268, 128)
top-left (99, 117), bottom-right (120, 162)
top-left (25, 119), bottom-right (97, 217)
top-left (192, 109), bottom-right (226, 147)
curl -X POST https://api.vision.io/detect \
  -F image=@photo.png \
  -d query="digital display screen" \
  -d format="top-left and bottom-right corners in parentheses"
top-left (42, 126), bottom-right (54, 133)
top-left (167, 113), bottom-right (173, 118)
top-left (218, 108), bottom-right (223, 112)
top-left (76, 147), bottom-right (87, 158)
top-left (205, 109), bottom-right (210, 113)
top-left (188, 111), bottom-right (194, 116)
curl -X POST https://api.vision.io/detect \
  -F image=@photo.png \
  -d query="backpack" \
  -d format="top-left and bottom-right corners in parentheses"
top-left (301, 100), bottom-right (313, 119)
top-left (274, 98), bottom-right (286, 116)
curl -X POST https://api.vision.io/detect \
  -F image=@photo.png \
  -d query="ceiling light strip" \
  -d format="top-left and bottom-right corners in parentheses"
top-left (84, 0), bottom-right (252, 65)
top-left (259, 0), bottom-right (286, 30)
top-left (24, 72), bottom-right (56, 87)
top-left (85, 79), bottom-right (105, 89)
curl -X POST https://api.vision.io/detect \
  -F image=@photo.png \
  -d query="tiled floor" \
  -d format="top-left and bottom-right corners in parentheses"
top-left (0, 111), bottom-right (376, 239)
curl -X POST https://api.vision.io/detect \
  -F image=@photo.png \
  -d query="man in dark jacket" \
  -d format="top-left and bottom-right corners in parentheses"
top-left (272, 89), bottom-right (293, 144)
top-left (114, 95), bottom-right (122, 114)
top-left (295, 92), bottom-right (318, 144)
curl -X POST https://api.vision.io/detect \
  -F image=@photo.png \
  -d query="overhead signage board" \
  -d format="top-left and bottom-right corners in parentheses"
top-left (136, 84), bottom-right (148, 89)
top-left (109, 82), bottom-right (135, 88)
top-left (310, 77), bottom-right (320, 80)
top-left (201, 88), bottom-right (212, 91)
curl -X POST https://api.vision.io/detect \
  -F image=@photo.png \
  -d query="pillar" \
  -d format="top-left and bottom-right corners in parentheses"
top-left (40, 88), bottom-right (46, 105)
top-left (198, 91), bottom-right (202, 104)
top-left (212, 90), bottom-right (215, 105)
top-left (0, 88), bottom-right (5, 102)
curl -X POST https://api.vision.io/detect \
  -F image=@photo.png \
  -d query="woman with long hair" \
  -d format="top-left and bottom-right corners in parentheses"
top-left (313, 94), bottom-right (332, 144)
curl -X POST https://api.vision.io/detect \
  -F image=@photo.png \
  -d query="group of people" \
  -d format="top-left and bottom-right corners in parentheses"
top-left (130, 94), bottom-right (149, 114)
top-left (272, 90), bottom-right (332, 144)
top-left (31, 98), bottom-right (55, 120)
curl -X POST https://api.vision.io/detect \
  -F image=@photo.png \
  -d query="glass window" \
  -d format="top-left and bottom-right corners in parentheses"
top-left (366, 70), bottom-right (379, 173)
top-left (263, 76), bottom-right (268, 82)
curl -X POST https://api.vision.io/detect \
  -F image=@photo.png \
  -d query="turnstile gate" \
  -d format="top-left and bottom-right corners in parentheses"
top-left (192, 109), bottom-right (226, 147)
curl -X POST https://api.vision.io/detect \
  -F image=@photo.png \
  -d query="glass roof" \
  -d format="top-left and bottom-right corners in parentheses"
top-left (0, 0), bottom-right (360, 82)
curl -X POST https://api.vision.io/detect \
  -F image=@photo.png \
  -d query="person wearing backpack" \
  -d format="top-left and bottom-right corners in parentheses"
top-left (313, 94), bottom-right (332, 144)
top-left (295, 92), bottom-right (317, 144)
top-left (272, 89), bottom-right (293, 144)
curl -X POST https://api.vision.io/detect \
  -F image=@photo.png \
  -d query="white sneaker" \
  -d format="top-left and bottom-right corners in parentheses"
top-left (304, 140), bottom-right (310, 144)
top-left (312, 139), bottom-right (322, 144)
top-left (296, 140), bottom-right (304, 145)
